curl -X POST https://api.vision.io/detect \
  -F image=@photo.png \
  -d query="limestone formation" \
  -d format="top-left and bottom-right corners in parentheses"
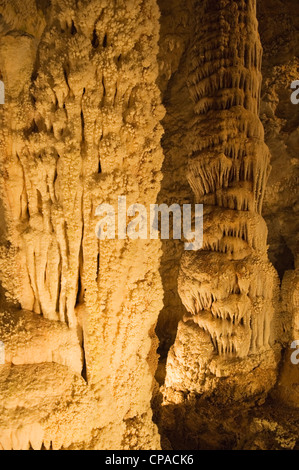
top-left (164, 0), bottom-right (280, 401)
top-left (0, 0), bottom-right (298, 452)
top-left (0, 0), bottom-right (164, 450)
top-left (274, 265), bottom-right (299, 408)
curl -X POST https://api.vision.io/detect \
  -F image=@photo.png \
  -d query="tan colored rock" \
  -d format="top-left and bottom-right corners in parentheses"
top-left (274, 269), bottom-right (299, 407)
top-left (0, 363), bottom-right (101, 450)
top-left (164, 0), bottom-right (280, 402)
top-left (0, 0), bottom-right (297, 452)
top-left (0, 309), bottom-right (83, 373)
top-left (0, 0), bottom-right (164, 449)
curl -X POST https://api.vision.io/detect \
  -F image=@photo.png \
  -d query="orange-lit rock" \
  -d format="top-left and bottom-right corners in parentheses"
top-left (0, 0), bottom-right (298, 451)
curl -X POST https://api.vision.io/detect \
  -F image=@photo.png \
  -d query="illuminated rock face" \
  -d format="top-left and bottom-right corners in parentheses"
top-left (274, 264), bottom-right (299, 408)
top-left (0, 0), bottom-right (163, 450)
top-left (0, 0), bottom-right (298, 452)
top-left (164, 0), bottom-right (280, 401)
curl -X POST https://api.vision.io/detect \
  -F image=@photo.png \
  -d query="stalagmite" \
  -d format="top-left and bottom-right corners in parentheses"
top-left (163, 0), bottom-right (280, 401)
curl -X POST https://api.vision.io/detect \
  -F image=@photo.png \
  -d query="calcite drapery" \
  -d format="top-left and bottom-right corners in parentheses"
top-left (0, 0), bottom-right (164, 449)
top-left (164, 0), bottom-right (279, 400)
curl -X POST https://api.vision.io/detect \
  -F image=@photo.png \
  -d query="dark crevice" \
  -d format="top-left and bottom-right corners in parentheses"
top-left (71, 20), bottom-right (77, 35)
top-left (272, 237), bottom-right (295, 281)
top-left (36, 189), bottom-right (43, 214)
top-left (103, 33), bottom-right (107, 47)
top-left (80, 110), bottom-right (85, 142)
top-left (63, 66), bottom-right (70, 90)
top-left (29, 120), bottom-right (39, 134)
top-left (81, 337), bottom-right (88, 382)
top-left (76, 269), bottom-right (82, 307)
top-left (96, 252), bottom-right (100, 282)
top-left (92, 29), bottom-right (99, 48)
top-left (76, 244), bottom-right (84, 307)
top-left (56, 254), bottom-right (62, 315)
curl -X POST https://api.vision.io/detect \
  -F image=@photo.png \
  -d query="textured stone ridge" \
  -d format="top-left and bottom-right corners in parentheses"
top-left (0, 0), bottom-right (298, 452)
top-left (0, 0), bottom-right (164, 449)
top-left (163, 0), bottom-right (280, 401)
